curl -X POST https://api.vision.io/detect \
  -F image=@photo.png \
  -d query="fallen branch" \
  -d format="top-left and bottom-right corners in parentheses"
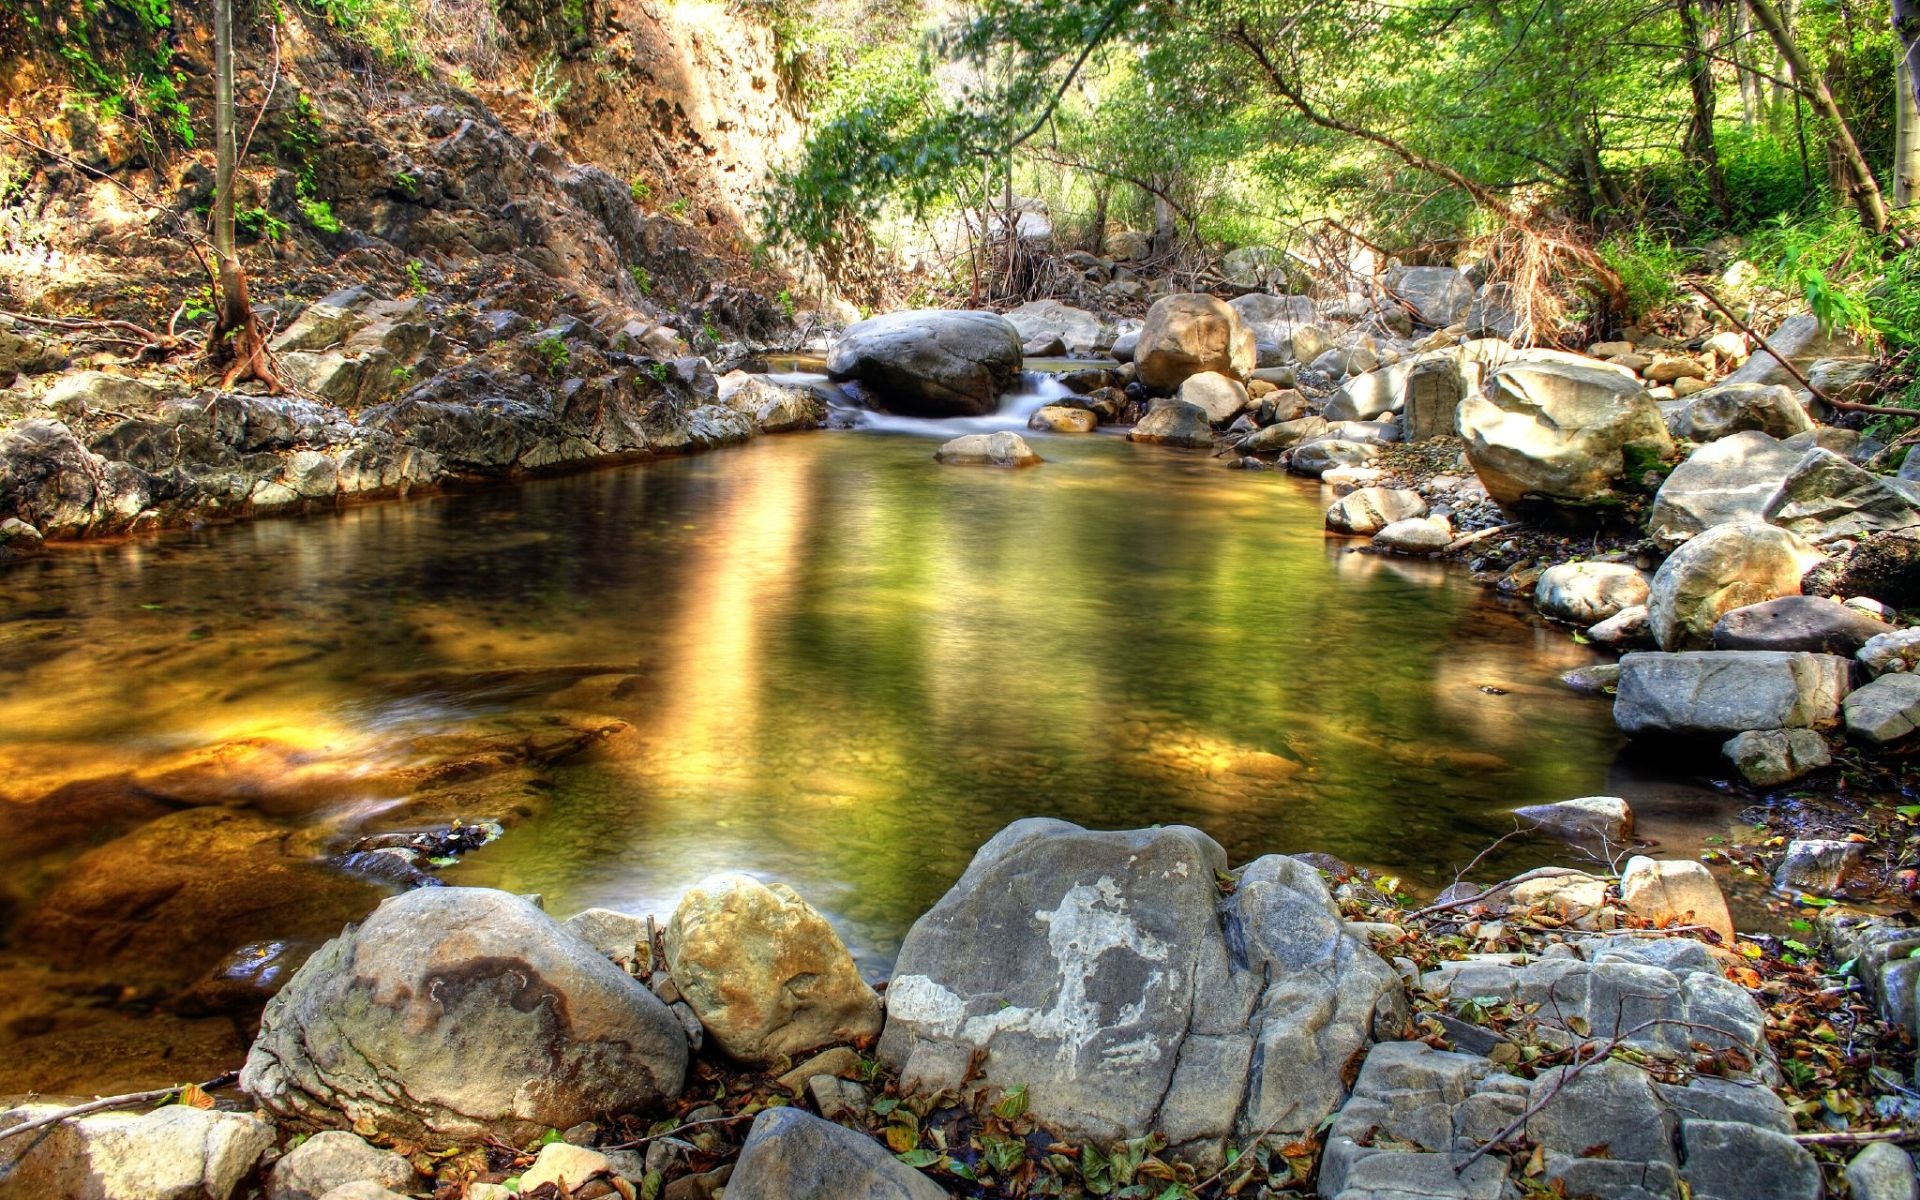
top-left (1407, 865), bottom-right (1579, 920)
top-left (1792, 1128), bottom-right (1920, 1147)
top-left (1443, 523), bottom-right (1516, 554)
top-left (1685, 281), bottom-right (1918, 418)
top-left (600, 1112), bottom-right (755, 1151)
top-left (0, 308), bottom-right (185, 351)
top-left (0, 1072), bottom-right (238, 1144)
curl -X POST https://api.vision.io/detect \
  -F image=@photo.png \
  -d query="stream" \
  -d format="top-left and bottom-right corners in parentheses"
top-left (0, 380), bottom-right (1741, 1094)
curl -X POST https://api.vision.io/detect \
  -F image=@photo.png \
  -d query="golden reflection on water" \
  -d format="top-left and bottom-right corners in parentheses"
top-left (0, 428), bottom-right (1739, 1088)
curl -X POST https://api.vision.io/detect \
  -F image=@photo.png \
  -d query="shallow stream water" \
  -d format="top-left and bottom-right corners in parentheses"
top-left (0, 413), bottom-right (1737, 1093)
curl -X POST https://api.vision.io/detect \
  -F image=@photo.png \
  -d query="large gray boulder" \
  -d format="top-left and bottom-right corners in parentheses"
top-left (1672, 382), bottom-right (1815, 442)
top-left (1227, 292), bottom-right (1316, 330)
top-left (1390, 266), bottom-right (1474, 326)
top-left (1615, 650), bottom-right (1852, 736)
top-left (1323, 362), bottom-right (1413, 422)
top-left (1134, 294), bottom-right (1256, 392)
top-left (826, 310), bottom-right (1023, 418)
top-left (1401, 355), bottom-right (1472, 441)
top-left (1647, 521), bottom-right (1821, 650)
top-left (726, 1108), bottom-right (947, 1200)
top-left (1763, 447), bottom-right (1920, 544)
top-left (1649, 431), bottom-right (1805, 549)
top-left (241, 887), bottom-right (689, 1146)
top-left (0, 1104), bottom-right (275, 1200)
top-left (1722, 313), bottom-right (1870, 389)
top-left (876, 819), bottom-right (1398, 1162)
top-left (1001, 300), bottom-right (1111, 355)
top-left (1844, 672), bottom-right (1920, 744)
top-left (1175, 371), bottom-right (1249, 423)
top-left (1458, 357), bottom-right (1671, 516)
top-left (0, 418), bottom-right (153, 539)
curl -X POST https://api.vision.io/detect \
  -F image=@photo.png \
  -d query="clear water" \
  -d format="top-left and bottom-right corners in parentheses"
top-left (0, 421), bottom-right (1735, 1093)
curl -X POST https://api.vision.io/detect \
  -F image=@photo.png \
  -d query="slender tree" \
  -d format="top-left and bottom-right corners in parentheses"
top-left (209, 0), bottom-right (281, 391)
top-left (1744, 0), bottom-right (1888, 231)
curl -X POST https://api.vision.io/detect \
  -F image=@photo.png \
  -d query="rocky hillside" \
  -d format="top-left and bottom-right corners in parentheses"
top-left (0, 0), bottom-right (861, 547)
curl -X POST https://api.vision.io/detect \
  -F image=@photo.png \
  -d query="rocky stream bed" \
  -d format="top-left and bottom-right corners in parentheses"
top-left (6, 272), bottom-right (1920, 1198)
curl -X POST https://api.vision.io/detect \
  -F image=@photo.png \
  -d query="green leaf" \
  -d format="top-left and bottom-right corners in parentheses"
top-left (993, 1085), bottom-right (1030, 1120)
top-left (896, 1148), bottom-right (943, 1169)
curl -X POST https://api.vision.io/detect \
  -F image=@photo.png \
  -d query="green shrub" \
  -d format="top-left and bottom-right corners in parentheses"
top-left (1597, 231), bottom-right (1692, 319)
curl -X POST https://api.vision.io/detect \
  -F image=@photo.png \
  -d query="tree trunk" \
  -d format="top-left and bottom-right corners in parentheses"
top-left (1679, 0), bottom-right (1733, 222)
top-left (1896, 0), bottom-right (1920, 207)
top-left (1732, 2), bottom-right (1763, 125)
top-left (209, 0), bottom-right (280, 391)
top-left (1743, 0), bottom-right (1889, 232)
top-left (1087, 179), bottom-right (1109, 255)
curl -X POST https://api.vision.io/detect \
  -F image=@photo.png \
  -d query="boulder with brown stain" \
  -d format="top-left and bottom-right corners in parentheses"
top-left (241, 887), bottom-right (688, 1146)
top-left (664, 873), bottom-right (881, 1067)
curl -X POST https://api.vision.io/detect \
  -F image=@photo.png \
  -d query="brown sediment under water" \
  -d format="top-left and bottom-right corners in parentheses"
top-left (0, 426), bottom-right (1738, 1094)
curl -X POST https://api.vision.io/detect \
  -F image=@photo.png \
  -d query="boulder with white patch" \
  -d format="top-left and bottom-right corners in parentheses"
top-left (875, 819), bottom-right (1399, 1165)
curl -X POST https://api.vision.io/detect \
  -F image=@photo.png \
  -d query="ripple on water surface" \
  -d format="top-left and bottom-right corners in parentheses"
top-left (0, 426), bottom-right (1732, 1089)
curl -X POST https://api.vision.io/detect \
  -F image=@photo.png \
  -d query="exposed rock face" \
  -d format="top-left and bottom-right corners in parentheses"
top-left (241, 887), bottom-right (688, 1146)
top-left (664, 873), bottom-right (882, 1066)
top-left (875, 819), bottom-right (1399, 1162)
top-left (1534, 561), bottom-right (1650, 624)
top-left (1763, 447), bottom-right (1920, 544)
top-left (1002, 300), bottom-right (1112, 355)
top-left (1458, 357), bottom-right (1671, 516)
top-left (1649, 431), bottom-right (1805, 549)
top-left (720, 374), bottom-right (826, 434)
top-left (0, 1103), bottom-right (275, 1200)
top-left (1128, 400), bottom-right (1214, 449)
top-left (1134, 294), bottom-right (1256, 392)
top-left (1614, 650), bottom-right (1853, 736)
top-left (933, 432), bottom-right (1043, 467)
top-left (1672, 383), bottom-right (1814, 442)
top-left (1401, 356), bottom-right (1470, 441)
top-left (826, 310), bottom-right (1023, 418)
top-left (0, 418), bottom-right (152, 538)
top-left (727, 1108), bottom-right (948, 1200)
top-left (1646, 521), bottom-right (1820, 650)
top-left (1806, 530), bottom-right (1920, 609)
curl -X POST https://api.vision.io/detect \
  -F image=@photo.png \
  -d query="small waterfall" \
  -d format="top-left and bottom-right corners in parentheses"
top-left (820, 370), bottom-right (1077, 437)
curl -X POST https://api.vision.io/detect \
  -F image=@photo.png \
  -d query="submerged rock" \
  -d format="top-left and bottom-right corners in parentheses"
top-left (876, 819), bottom-right (1399, 1162)
top-left (664, 873), bottom-right (882, 1066)
top-left (241, 887), bottom-right (688, 1146)
top-left (933, 431), bottom-right (1042, 467)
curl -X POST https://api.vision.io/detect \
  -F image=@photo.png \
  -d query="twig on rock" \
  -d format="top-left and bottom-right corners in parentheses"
top-left (0, 1071), bottom-right (238, 1144)
top-left (600, 1112), bottom-right (755, 1152)
top-left (1443, 523), bottom-right (1515, 554)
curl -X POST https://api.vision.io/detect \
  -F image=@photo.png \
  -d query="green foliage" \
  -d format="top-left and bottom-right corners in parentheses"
top-left (529, 54), bottom-right (572, 117)
top-left (533, 334), bottom-right (570, 375)
top-left (646, 360), bottom-right (671, 382)
top-left (629, 264), bottom-right (653, 295)
top-left (665, 196), bottom-right (691, 218)
top-left (1750, 213), bottom-right (1884, 338)
top-left (776, 288), bottom-right (797, 319)
top-left (16, 0), bottom-right (193, 146)
top-left (405, 259), bottom-right (428, 296)
top-left (302, 0), bottom-right (430, 73)
top-left (630, 177), bottom-right (653, 204)
top-left (235, 206), bottom-right (288, 241)
top-left (1597, 231), bottom-right (1692, 319)
top-left (299, 196), bottom-right (342, 233)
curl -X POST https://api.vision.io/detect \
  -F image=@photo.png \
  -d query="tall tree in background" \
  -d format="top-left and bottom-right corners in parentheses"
top-left (1744, 0), bottom-right (1888, 230)
top-left (1896, 0), bottom-right (1920, 207)
top-left (209, 0), bottom-right (281, 390)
